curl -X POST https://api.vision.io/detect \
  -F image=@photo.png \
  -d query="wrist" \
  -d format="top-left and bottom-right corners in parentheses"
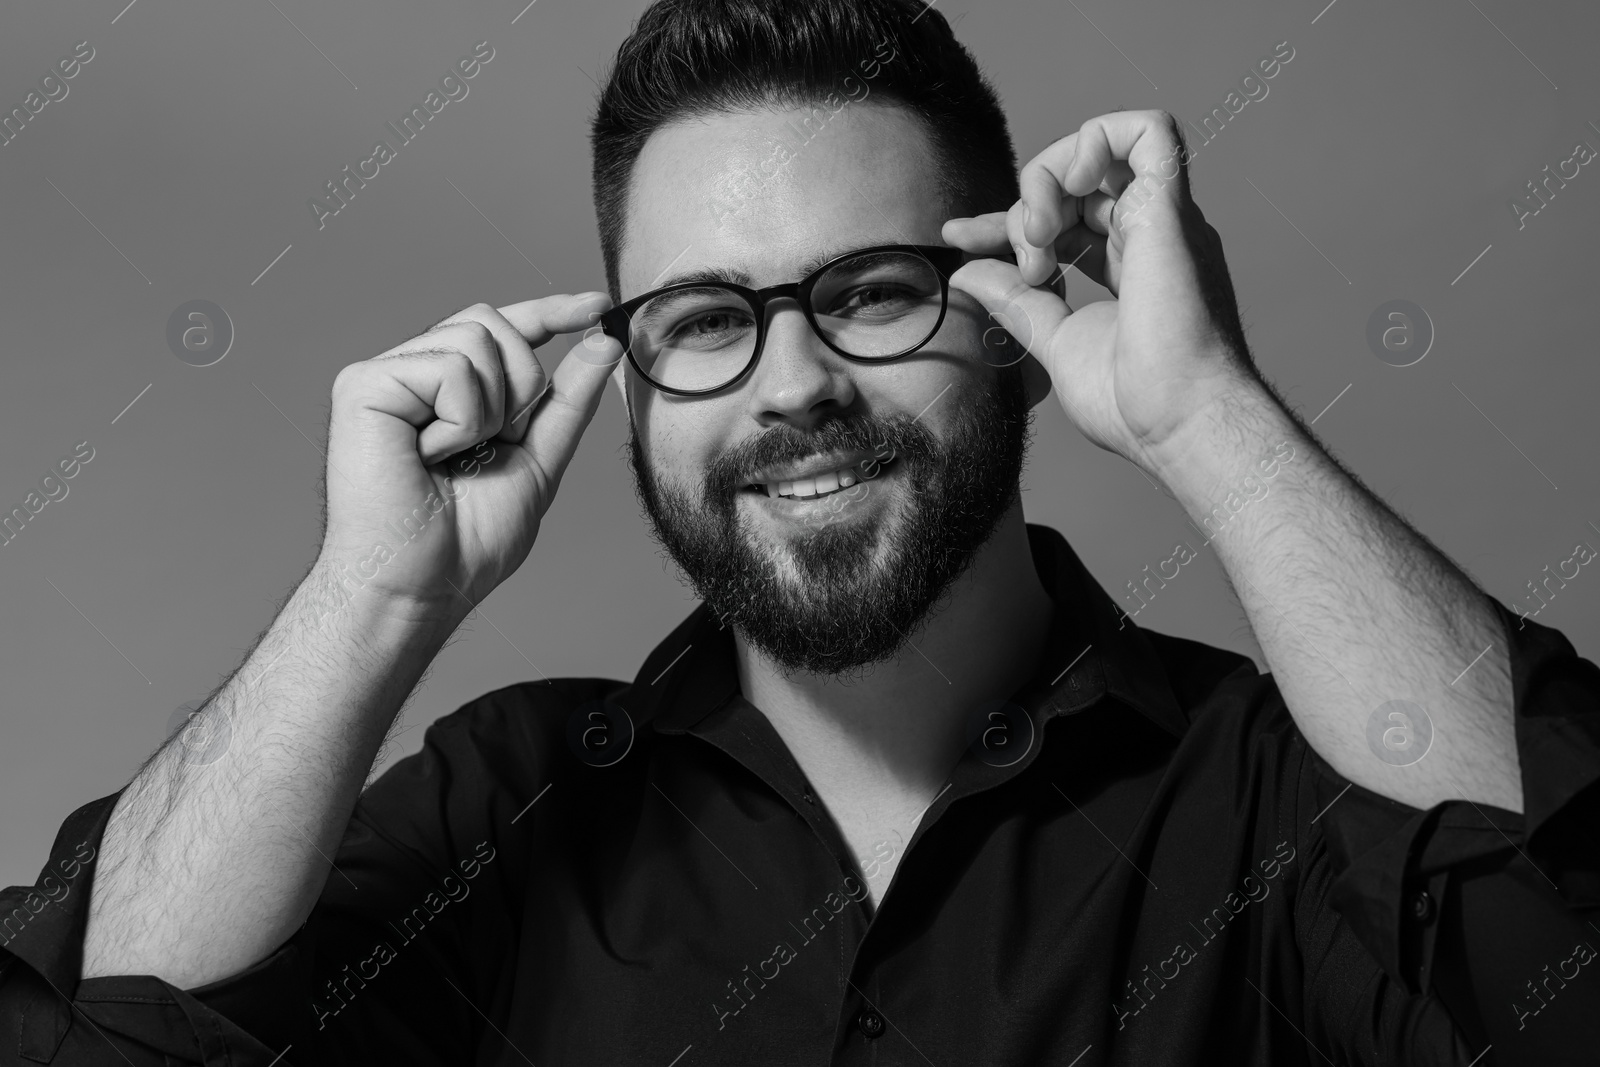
top-left (300, 552), bottom-right (470, 647)
top-left (1141, 376), bottom-right (1299, 508)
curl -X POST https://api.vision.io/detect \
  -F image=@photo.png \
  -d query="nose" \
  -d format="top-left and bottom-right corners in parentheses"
top-left (744, 298), bottom-right (857, 429)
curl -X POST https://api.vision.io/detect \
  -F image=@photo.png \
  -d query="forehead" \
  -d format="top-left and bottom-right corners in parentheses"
top-left (619, 101), bottom-right (950, 297)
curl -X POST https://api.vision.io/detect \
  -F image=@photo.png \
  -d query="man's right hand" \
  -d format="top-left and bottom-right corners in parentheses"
top-left (80, 293), bottom-right (621, 988)
top-left (322, 293), bottom-right (621, 619)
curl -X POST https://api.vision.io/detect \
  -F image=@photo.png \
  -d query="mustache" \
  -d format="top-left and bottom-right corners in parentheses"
top-left (703, 414), bottom-right (939, 501)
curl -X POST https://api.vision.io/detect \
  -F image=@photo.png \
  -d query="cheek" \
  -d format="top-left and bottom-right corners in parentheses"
top-left (632, 391), bottom-right (729, 485)
top-left (941, 297), bottom-right (1026, 369)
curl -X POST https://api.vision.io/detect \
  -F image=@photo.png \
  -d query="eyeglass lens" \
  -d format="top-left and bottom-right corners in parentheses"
top-left (628, 250), bottom-right (945, 393)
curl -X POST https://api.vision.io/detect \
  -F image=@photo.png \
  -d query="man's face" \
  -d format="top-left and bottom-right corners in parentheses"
top-left (616, 100), bottom-right (1032, 676)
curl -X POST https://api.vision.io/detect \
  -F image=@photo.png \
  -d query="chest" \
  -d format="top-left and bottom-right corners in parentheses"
top-left (833, 811), bottom-right (919, 908)
top-left (506, 784), bottom-right (1307, 1067)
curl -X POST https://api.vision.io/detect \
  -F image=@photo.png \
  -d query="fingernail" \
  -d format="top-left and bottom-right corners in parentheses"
top-left (1022, 202), bottom-right (1032, 234)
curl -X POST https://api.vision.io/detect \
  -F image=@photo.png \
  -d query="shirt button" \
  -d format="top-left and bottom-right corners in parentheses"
top-left (1410, 889), bottom-right (1436, 923)
top-left (856, 1009), bottom-right (885, 1039)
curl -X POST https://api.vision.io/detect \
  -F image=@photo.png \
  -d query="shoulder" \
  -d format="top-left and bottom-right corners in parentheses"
top-left (427, 677), bottom-right (632, 753)
top-left (1139, 628), bottom-right (1262, 712)
top-left (1136, 627), bottom-right (1308, 770)
top-left (356, 677), bottom-right (635, 828)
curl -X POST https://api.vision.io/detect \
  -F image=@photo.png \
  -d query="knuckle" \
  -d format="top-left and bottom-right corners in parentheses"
top-left (332, 361), bottom-right (364, 393)
top-left (431, 301), bottom-right (491, 331)
top-left (999, 276), bottom-right (1035, 307)
top-left (1157, 111), bottom-right (1184, 148)
top-left (330, 362), bottom-right (369, 406)
top-left (453, 390), bottom-right (487, 435)
top-left (454, 320), bottom-right (496, 351)
top-left (432, 350), bottom-right (481, 402)
top-left (442, 349), bottom-right (477, 380)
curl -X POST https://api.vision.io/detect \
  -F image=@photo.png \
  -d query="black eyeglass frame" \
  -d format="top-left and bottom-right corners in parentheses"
top-left (599, 243), bottom-right (968, 398)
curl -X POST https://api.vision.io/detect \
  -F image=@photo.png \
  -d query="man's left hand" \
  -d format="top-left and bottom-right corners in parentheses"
top-left (945, 109), bottom-right (1524, 818)
top-left (944, 109), bottom-right (1259, 479)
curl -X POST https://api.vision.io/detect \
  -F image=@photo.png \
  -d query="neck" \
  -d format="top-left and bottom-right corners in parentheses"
top-left (733, 504), bottom-right (1055, 812)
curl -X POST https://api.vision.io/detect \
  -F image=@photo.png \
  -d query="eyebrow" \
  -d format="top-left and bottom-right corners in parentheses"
top-left (653, 263), bottom-right (755, 290)
top-left (651, 244), bottom-right (903, 292)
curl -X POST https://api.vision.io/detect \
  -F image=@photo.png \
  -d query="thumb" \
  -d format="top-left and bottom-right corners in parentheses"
top-left (519, 333), bottom-right (623, 484)
top-left (949, 257), bottom-right (1070, 366)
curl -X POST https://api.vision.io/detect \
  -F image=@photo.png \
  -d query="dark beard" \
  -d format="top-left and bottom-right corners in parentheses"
top-left (627, 368), bottom-right (1032, 677)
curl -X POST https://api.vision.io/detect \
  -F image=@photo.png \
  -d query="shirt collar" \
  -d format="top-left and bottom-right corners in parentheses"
top-left (617, 523), bottom-right (1188, 740)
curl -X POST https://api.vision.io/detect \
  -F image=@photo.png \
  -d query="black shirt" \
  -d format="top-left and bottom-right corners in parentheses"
top-left (4, 524), bottom-right (1598, 1066)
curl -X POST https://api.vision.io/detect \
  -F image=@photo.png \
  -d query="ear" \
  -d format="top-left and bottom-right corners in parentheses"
top-left (1023, 276), bottom-right (1067, 409)
top-left (1022, 353), bottom-right (1053, 409)
top-left (609, 360), bottom-right (631, 420)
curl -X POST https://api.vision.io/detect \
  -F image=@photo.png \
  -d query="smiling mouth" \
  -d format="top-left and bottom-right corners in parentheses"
top-left (743, 456), bottom-right (898, 501)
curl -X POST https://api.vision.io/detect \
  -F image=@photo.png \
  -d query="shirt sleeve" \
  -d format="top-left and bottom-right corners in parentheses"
top-left (0, 679), bottom-right (588, 1066)
top-left (1305, 600), bottom-right (1600, 1066)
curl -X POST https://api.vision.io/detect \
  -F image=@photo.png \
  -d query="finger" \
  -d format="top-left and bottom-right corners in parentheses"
top-left (1053, 223), bottom-right (1112, 292)
top-left (442, 302), bottom-right (582, 442)
top-left (947, 198), bottom-right (1114, 243)
top-left (498, 292), bottom-right (614, 441)
top-left (510, 319), bottom-right (627, 436)
top-left (1060, 110), bottom-right (1189, 208)
top-left (941, 212), bottom-right (1013, 255)
top-left (380, 318), bottom-right (506, 448)
top-left (1016, 112), bottom-right (1189, 279)
top-left (1019, 143), bottom-right (1133, 227)
top-left (950, 210), bottom-right (1112, 291)
top-left (522, 335), bottom-right (623, 486)
top-left (353, 348), bottom-right (491, 466)
top-left (495, 291), bottom-right (613, 350)
top-left (432, 304), bottom-right (532, 440)
top-left (948, 258), bottom-right (1071, 364)
top-left (1003, 200), bottom-right (1069, 290)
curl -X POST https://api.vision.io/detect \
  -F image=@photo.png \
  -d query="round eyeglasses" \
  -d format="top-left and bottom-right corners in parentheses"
top-left (599, 243), bottom-right (967, 397)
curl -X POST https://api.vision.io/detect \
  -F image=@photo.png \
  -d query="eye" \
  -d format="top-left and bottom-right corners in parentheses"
top-left (829, 283), bottom-right (921, 317)
top-left (669, 307), bottom-right (754, 346)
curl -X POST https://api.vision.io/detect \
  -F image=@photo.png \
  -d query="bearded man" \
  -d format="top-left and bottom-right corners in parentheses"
top-left (3, 1), bottom-right (1596, 1065)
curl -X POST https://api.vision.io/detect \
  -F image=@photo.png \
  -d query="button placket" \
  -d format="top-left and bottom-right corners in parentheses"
top-left (1408, 870), bottom-right (1450, 994)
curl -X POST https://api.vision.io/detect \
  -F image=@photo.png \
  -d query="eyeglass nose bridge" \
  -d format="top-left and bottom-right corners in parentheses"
top-left (745, 281), bottom-right (806, 320)
top-left (744, 281), bottom-right (814, 347)
top-left (738, 282), bottom-right (853, 391)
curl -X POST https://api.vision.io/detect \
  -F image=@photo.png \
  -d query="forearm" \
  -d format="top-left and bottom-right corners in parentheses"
top-left (1151, 383), bottom-right (1520, 813)
top-left (82, 558), bottom-right (465, 987)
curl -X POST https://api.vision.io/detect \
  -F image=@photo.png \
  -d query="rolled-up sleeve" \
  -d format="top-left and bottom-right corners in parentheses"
top-left (0, 681), bottom-right (566, 1066)
top-left (1309, 601), bottom-right (1600, 1065)
top-left (0, 791), bottom-right (287, 1065)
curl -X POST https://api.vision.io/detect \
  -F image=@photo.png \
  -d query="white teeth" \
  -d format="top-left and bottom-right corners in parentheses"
top-left (763, 459), bottom-right (891, 499)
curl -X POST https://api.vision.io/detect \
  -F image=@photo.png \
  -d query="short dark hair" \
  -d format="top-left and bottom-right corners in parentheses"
top-left (590, 0), bottom-right (1019, 299)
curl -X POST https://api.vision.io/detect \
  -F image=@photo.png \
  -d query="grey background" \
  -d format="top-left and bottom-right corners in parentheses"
top-left (2, 0), bottom-right (1596, 890)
